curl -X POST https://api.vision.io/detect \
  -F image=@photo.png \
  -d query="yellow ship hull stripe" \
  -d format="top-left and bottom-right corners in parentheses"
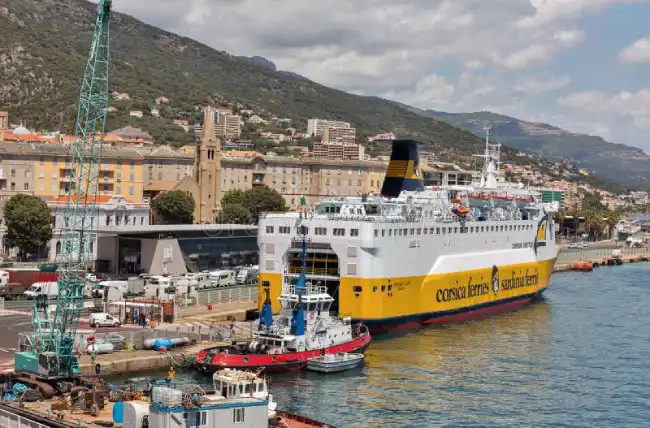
top-left (259, 258), bottom-right (556, 320)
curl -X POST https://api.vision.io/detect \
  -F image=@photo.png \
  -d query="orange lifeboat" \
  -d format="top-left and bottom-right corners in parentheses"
top-left (452, 198), bottom-right (464, 204)
top-left (457, 206), bottom-right (470, 215)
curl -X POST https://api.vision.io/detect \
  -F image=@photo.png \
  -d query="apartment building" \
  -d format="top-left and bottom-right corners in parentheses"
top-left (0, 112), bottom-right (8, 130)
top-left (215, 109), bottom-right (242, 140)
top-left (422, 163), bottom-right (473, 187)
top-left (307, 118), bottom-right (351, 137)
top-left (0, 143), bottom-right (145, 203)
top-left (139, 146), bottom-right (194, 200)
top-left (220, 155), bottom-right (387, 207)
top-left (312, 141), bottom-right (365, 160)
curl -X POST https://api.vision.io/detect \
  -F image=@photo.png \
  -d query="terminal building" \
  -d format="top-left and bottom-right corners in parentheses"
top-left (94, 224), bottom-right (258, 276)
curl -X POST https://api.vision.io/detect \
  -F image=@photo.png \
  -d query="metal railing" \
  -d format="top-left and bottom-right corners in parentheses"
top-left (0, 407), bottom-right (49, 428)
top-left (557, 247), bottom-right (650, 262)
top-left (287, 266), bottom-right (339, 276)
top-left (196, 286), bottom-right (258, 306)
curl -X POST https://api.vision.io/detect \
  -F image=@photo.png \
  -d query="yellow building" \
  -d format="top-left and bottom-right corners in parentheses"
top-left (138, 146), bottom-right (195, 201)
top-left (0, 143), bottom-right (145, 203)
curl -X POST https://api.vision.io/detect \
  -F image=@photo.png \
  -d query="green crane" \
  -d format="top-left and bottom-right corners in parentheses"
top-left (14, 0), bottom-right (112, 383)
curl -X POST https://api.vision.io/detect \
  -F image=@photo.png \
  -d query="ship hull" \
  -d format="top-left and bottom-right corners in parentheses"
top-left (194, 332), bottom-right (371, 374)
top-left (339, 256), bottom-right (556, 334)
top-left (356, 287), bottom-right (546, 333)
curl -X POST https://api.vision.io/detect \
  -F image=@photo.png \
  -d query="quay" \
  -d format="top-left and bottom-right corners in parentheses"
top-left (553, 246), bottom-right (650, 272)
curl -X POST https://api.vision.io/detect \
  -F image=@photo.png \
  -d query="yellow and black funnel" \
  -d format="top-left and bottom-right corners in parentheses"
top-left (380, 139), bottom-right (424, 197)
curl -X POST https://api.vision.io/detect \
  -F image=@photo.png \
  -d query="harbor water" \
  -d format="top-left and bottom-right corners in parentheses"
top-left (112, 263), bottom-right (650, 427)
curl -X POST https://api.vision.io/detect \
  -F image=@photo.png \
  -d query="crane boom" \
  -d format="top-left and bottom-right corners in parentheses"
top-left (14, 0), bottom-right (112, 380)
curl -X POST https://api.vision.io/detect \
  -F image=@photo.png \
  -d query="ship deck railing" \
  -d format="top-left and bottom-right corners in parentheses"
top-left (287, 266), bottom-right (339, 276)
top-left (283, 284), bottom-right (329, 296)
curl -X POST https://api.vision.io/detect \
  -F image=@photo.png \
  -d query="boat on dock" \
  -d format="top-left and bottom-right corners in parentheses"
top-left (194, 228), bottom-right (371, 374)
top-left (4, 368), bottom-right (333, 428)
top-left (306, 352), bottom-right (364, 373)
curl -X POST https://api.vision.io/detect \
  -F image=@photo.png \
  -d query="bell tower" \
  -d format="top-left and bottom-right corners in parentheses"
top-left (196, 106), bottom-right (222, 223)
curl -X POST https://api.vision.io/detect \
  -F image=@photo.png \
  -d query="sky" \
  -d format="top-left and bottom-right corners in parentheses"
top-left (109, 0), bottom-right (650, 150)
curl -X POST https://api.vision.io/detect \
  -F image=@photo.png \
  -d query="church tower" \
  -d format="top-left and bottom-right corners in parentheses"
top-left (196, 106), bottom-right (222, 223)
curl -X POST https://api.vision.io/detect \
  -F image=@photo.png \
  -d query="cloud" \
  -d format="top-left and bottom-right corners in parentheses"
top-left (102, 0), bottom-right (650, 148)
top-left (620, 36), bottom-right (650, 63)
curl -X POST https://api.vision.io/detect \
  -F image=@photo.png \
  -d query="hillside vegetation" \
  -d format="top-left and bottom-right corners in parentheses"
top-left (0, 0), bottom-right (483, 158)
top-left (0, 0), bottom-right (630, 194)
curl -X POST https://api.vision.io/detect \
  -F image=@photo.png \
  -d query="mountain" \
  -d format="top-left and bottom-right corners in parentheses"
top-left (423, 110), bottom-right (650, 189)
top-left (0, 0), bottom-right (628, 195)
top-left (236, 56), bottom-right (277, 71)
top-left (236, 55), bottom-right (306, 79)
top-left (0, 0), bottom-right (485, 160)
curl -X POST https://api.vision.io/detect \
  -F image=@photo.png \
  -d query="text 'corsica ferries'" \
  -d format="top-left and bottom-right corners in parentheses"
top-left (257, 134), bottom-right (558, 332)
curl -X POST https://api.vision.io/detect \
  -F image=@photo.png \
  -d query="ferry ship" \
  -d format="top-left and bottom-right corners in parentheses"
top-left (257, 135), bottom-right (558, 332)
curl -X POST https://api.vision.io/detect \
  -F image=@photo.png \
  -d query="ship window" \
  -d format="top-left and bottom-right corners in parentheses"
top-left (436, 228), bottom-right (440, 234)
top-left (200, 411), bottom-right (208, 425)
top-left (454, 227), bottom-right (458, 233)
top-left (279, 226), bottom-right (291, 234)
top-left (381, 285), bottom-right (386, 292)
top-left (266, 226), bottom-right (274, 234)
top-left (233, 408), bottom-right (245, 423)
top-left (430, 228), bottom-right (434, 234)
top-left (423, 228), bottom-right (427, 235)
top-left (441, 228), bottom-right (445, 235)
top-left (389, 229), bottom-right (393, 237)
top-left (374, 230), bottom-right (378, 237)
top-left (403, 228), bottom-right (408, 235)
top-left (315, 227), bottom-right (327, 235)
top-left (351, 229), bottom-right (359, 236)
top-left (417, 228), bottom-right (421, 235)
top-left (373, 286), bottom-right (378, 292)
top-left (333, 228), bottom-right (345, 236)
top-left (353, 286), bottom-right (362, 292)
top-left (382, 229), bottom-right (385, 237)
top-left (410, 229), bottom-right (414, 235)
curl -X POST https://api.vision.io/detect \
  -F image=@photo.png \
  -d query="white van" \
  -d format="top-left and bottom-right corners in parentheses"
top-left (89, 312), bottom-right (121, 328)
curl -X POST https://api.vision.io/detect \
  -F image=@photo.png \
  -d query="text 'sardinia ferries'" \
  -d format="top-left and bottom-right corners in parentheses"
top-left (256, 130), bottom-right (559, 333)
top-left (194, 226), bottom-right (371, 373)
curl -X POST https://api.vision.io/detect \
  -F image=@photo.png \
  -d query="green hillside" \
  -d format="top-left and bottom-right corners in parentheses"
top-left (0, 0), bottom-right (484, 159)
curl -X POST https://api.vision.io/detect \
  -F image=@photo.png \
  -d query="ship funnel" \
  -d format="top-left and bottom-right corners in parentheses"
top-left (380, 139), bottom-right (424, 197)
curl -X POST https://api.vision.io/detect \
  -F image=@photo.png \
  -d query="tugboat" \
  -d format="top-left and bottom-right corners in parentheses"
top-left (194, 225), bottom-right (371, 373)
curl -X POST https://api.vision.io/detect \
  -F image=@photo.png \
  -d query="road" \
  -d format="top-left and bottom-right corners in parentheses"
top-left (0, 308), bottom-right (148, 372)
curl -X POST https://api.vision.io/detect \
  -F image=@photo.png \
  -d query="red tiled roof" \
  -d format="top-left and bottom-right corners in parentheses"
top-left (53, 194), bottom-right (112, 204)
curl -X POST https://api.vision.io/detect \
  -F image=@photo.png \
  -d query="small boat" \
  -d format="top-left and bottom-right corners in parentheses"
top-left (306, 352), bottom-right (364, 373)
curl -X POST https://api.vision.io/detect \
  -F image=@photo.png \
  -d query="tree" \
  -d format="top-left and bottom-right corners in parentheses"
top-left (241, 186), bottom-right (287, 221)
top-left (154, 190), bottom-right (195, 224)
top-left (221, 188), bottom-right (246, 207)
top-left (4, 194), bottom-right (53, 259)
top-left (584, 211), bottom-right (605, 240)
top-left (604, 211), bottom-right (622, 240)
top-left (216, 203), bottom-right (253, 224)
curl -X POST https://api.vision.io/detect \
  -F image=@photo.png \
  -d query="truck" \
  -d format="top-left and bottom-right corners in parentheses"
top-left (24, 281), bottom-right (58, 299)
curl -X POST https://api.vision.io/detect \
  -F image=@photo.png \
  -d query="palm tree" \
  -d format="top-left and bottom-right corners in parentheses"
top-left (604, 211), bottom-right (622, 241)
top-left (584, 211), bottom-right (606, 241)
